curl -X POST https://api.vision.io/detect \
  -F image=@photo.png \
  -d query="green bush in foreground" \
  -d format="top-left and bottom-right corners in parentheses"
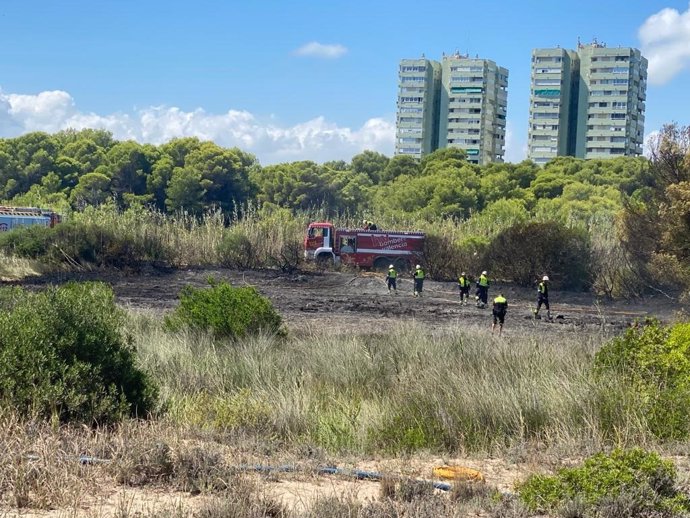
top-left (517, 448), bottom-right (690, 517)
top-left (0, 282), bottom-right (157, 423)
top-left (595, 319), bottom-right (690, 439)
top-left (165, 279), bottom-right (283, 339)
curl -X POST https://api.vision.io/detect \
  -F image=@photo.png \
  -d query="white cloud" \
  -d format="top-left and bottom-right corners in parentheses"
top-left (292, 41), bottom-right (348, 59)
top-left (0, 87), bottom-right (394, 164)
top-left (503, 120), bottom-right (527, 163)
top-left (639, 3), bottom-right (690, 85)
top-left (643, 130), bottom-right (661, 157)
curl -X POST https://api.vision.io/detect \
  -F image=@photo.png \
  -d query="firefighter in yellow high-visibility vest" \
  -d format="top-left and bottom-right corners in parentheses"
top-left (458, 272), bottom-right (470, 305)
top-left (475, 271), bottom-right (489, 308)
top-left (492, 293), bottom-right (508, 336)
top-left (413, 264), bottom-right (425, 297)
top-left (386, 264), bottom-right (398, 294)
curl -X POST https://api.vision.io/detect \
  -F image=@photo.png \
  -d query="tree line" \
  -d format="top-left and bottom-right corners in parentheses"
top-left (1, 128), bottom-right (651, 223)
top-left (2, 124), bottom-right (690, 298)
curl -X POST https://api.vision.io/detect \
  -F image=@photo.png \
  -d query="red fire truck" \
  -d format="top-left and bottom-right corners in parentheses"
top-left (304, 222), bottom-right (425, 270)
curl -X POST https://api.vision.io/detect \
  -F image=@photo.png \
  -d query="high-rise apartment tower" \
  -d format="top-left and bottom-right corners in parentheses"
top-left (439, 54), bottom-right (508, 164)
top-left (395, 58), bottom-right (442, 159)
top-left (528, 41), bottom-right (647, 164)
top-left (395, 54), bottom-right (508, 165)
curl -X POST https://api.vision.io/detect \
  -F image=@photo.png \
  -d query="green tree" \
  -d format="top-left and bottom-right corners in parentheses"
top-left (70, 172), bottom-right (112, 208)
top-left (105, 141), bottom-right (158, 201)
top-left (160, 137), bottom-right (202, 167)
top-left (351, 150), bottom-right (389, 184)
top-left (183, 142), bottom-right (256, 212)
top-left (147, 155), bottom-right (175, 210)
top-left (381, 154), bottom-right (420, 183)
top-left (252, 161), bottom-right (336, 211)
top-left (165, 167), bottom-right (206, 214)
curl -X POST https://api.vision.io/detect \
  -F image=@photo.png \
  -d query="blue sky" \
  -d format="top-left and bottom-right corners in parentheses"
top-left (1, 0), bottom-right (689, 164)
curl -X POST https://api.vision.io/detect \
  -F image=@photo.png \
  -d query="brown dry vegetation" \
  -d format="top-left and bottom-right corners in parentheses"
top-left (2, 269), bottom-right (689, 517)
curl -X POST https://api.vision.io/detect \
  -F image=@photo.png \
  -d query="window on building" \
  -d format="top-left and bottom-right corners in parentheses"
top-left (535, 56), bottom-right (562, 63)
top-left (401, 66), bottom-right (427, 72)
top-left (532, 112), bottom-right (557, 119)
top-left (535, 78), bottom-right (561, 86)
top-left (611, 113), bottom-right (626, 120)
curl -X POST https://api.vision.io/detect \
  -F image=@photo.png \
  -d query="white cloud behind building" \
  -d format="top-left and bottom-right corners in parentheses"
top-left (0, 87), bottom-right (395, 164)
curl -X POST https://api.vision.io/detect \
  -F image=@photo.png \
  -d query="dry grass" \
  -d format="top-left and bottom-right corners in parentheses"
top-left (128, 310), bottom-right (648, 456)
top-left (0, 252), bottom-right (45, 281)
top-left (0, 412), bottom-right (521, 517)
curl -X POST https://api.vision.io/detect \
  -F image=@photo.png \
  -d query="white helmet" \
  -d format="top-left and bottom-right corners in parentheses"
top-left (543, 275), bottom-right (550, 281)
top-left (481, 271), bottom-right (487, 275)
top-left (461, 272), bottom-right (466, 276)
top-left (416, 264), bottom-right (421, 269)
top-left (389, 264), bottom-right (395, 269)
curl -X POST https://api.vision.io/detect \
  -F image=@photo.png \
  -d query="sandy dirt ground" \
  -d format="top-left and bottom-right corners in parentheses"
top-left (5, 267), bottom-right (688, 517)
top-left (14, 267), bottom-right (683, 335)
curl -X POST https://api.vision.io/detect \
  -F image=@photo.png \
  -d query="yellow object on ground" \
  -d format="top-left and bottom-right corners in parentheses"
top-left (432, 465), bottom-right (485, 482)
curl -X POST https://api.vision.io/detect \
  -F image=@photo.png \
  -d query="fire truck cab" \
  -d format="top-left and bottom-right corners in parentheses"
top-left (304, 222), bottom-right (425, 271)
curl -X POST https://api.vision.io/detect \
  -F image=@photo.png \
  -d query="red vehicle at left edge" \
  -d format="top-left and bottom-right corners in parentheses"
top-left (304, 221), bottom-right (425, 271)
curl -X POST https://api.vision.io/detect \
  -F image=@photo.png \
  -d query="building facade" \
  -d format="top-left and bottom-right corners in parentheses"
top-left (439, 54), bottom-right (508, 164)
top-left (528, 48), bottom-right (579, 164)
top-left (395, 54), bottom-right (508, 165)
top-left (576, 44), bottom-right (647, 158)
top-left (528, 42), bottom-right (647, 164)
top-left (394, 58), bottom-right (442, 159)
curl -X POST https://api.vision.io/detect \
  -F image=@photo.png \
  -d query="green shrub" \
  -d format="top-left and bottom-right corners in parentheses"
top-left (422, 233), bottom-right (461, 280)
top-left (0, 282), bottom-right (157, 423)
top-left (516, 448), bottom-right (690, 517)
top-left (218, 231), bottom-right (259, 270)
top-left (164, 279), bottom-right (283, 339)
top-left (0, 220), bottom-right (171, 268)
top-left (595, 320), bottom-right (690, 439)
top-left (484, 221), bottom-right (591, 289)
top-left (0, 224), bottom-right (52, 258)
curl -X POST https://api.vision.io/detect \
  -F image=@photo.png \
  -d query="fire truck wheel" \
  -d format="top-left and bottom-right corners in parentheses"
top-left (394, 258), bottom-right (409, 273)
top-left (316, 253), bottom-right (333, 267)
top-left (373, 258), bottom-right (390, 271)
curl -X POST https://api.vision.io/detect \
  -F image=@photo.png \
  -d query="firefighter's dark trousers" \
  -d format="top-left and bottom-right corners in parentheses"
top-left (459, 286), bottom-right (469, 302)
top-left (536, 294), bottom-right (549, 312)
top-left (477, 286), bottom-right (488, 305)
